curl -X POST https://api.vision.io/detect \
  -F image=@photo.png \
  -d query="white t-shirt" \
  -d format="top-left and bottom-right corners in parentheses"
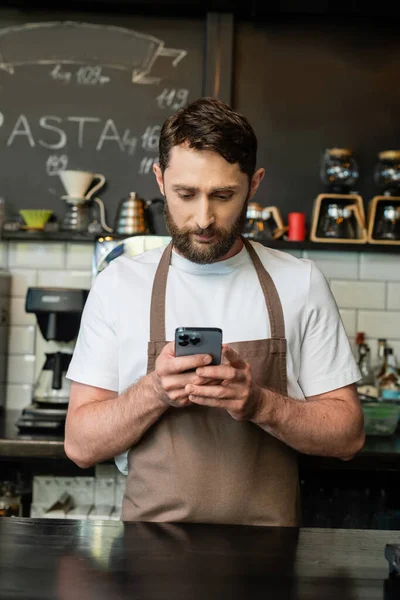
top-left (67, 241), bottom-right (361, 474)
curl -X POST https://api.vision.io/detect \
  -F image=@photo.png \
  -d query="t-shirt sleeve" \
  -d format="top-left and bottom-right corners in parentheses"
top-left (297, 261), bottom-right (361, 398)
top-left (66, 267), bottom-right (119, 392)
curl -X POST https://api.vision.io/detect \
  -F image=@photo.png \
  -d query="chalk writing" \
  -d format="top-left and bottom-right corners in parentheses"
top-left (141, 125), bottom-right (160, 152)
top-left (0, 22), bottom-right (187, 85)
top-left (50, 64), bottom-right (110, 85)
top-left (46, 155), bottom-right (68, 176)
top-left (1, 112), bottom-right (141, 154)
top-left (156, 88), bottom-right (189, 110)
top-left (139, 156), bottom-right (157, 175)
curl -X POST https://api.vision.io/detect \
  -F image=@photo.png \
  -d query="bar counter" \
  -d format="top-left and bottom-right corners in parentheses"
top-left (1, 409), bottom-right (400, 470)
top-left (0, 517), bottom-right (399, 599)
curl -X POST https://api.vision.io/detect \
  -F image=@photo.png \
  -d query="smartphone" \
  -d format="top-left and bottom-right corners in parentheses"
top-left (175, 327), bottom-right (222, 366)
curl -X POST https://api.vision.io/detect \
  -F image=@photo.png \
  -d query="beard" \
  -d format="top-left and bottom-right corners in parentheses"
top-left (164, 198), bottom-right (248, 265)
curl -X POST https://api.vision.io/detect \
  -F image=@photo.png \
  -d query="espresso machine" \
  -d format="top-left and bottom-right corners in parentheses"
top-left (16, 287), bottom-right (88, 433)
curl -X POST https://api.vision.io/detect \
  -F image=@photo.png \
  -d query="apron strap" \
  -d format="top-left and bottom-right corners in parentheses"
top-left (241, 237), bottom-right (285, 339)
top-left (149, 241), bottom-right (173, 342)
top-left (149, 238), bottom-right (285, 342)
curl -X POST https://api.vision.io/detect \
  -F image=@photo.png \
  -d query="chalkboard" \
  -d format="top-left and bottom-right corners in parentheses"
top-left (233, 18), bottom-right (400, 227)
top-left (0, 11), bottom-right (205, 227)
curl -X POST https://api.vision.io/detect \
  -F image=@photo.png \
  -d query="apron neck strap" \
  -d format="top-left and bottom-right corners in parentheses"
top-left (149, 238), bottom-right (285, 342)
top-left (241, 237), bottom-right (285, 339)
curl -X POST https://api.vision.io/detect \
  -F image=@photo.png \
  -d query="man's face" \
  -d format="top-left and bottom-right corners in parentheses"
top-left (154, 144), bottom-right (264, 264)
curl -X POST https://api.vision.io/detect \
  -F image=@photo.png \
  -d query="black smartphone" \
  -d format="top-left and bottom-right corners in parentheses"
top-left (175, 327), bottom-right (222, 366)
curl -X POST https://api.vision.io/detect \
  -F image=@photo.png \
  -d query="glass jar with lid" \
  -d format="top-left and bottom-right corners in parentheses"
top-left (373, 150), bottom-right (400, 196)
top-left (320, 148), bottom-right (359, 194)
top-left (243, 202), bottom-right (265, 241)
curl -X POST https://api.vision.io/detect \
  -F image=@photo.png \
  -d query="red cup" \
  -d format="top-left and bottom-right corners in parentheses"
top-left (288, 212), bottom-right (306, 241)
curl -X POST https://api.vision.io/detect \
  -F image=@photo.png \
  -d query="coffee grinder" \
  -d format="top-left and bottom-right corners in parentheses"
top-left (16, 287), bottom-right (88, 433)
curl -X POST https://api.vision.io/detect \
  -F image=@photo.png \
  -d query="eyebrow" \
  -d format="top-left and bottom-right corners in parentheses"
top-left (172, 185), bottom-right (240, 194)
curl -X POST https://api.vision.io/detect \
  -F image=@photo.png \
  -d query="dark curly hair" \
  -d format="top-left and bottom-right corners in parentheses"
top-left (159, 97), bottom-right (257, 180)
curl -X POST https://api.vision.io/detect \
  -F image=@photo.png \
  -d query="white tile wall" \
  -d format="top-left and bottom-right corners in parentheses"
top-left (6, 383), bottom-right (33, 410)
top-left (9, 242), bottom-right (65, 269)
top-left (9, 325), bottom-right (35, 355)
top-left (330, 280), bottom-right (386, 310)
top-left (2, 240), bottom-right (400, 409)
top-left (10, 298), bottom-right (36, 326)
top-left (387, 283), bottom-right (400, 310)
top-left (37, 270), bottom-right (92, 290)
top-left (359, 253), bottom-right (400, 281)
top-left (7, 355), bottom-right (36, 384)
top-left (303, 250), bottom-right (359, 279)
top-left (65, 244), bottom-right (94, 270)
top-left (338, 309), bottom-right (357, 338)
top-left (4, 241), bottom-right (95, 408)
top-left (357, 311), bottom-right (400, 340)
top-left (0, 242), bottom-right (8, 268)
top-left (10, 269), bottom-right (37, 297)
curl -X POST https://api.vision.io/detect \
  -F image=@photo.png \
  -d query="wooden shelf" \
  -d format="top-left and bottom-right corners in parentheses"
top-left (1, 231), bottom-right (400, 253)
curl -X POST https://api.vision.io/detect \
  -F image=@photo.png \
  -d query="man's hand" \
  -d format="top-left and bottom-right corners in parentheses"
top-left (185, 345), bottom-right (263, 421)
top-left (151, 341), bottom-right (217, 408)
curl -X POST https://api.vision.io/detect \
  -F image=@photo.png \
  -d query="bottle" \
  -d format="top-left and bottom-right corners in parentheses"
top-left (355, 332), bottom-right (374, 386)
top-left (378, 347), bottom-right (400, 402)
top-left (374, 338), bottom-right (387, 386)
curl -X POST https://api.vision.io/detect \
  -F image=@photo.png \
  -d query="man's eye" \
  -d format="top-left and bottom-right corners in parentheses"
top-left (215, 195), bottom-right (232, 201)
top-left (178, 194), bottom-right (194, 200)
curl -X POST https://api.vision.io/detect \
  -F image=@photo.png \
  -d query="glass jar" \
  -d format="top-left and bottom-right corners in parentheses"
top-left (243, 202), bottom-right (265, 241)
top-left (373, 150), bottom-right (400, 196)
top-left (320, 148), bottom-right (359, 194)
top-left (0, 481), bottom-right (20, 517)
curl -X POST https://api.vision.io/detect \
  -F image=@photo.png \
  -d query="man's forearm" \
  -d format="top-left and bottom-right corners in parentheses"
top-left (65, 373), bottom-right (168, 468)
top-left (251, 387), bottom-right (365, 460)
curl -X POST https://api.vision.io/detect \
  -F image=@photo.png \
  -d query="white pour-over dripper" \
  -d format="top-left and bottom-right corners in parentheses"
top-left (59, 170), bottom-right (112, 233)
top-left (59, 170), bottom-right (106, 201)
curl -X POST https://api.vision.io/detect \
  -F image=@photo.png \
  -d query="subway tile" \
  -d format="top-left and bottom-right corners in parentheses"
top-left (330, 280), bottom-right (385, 310)
top-left (0, 242), bottom-right (8, 267)
top-left (37, 270), bottom-right (92, 290)
top-left (7, 355), bottom-right (36, 384)
top-left (9, 242), bottom-right (65, 269)
top-left (9, 325), bottom-right (35, 355)
top-left (10, 298), bottom-right (35, 326)
top-left (359, 253), bottom-right (400, 281)
top-left (282, 249), bottom-right (302, 258)
top-left (10, 269), bottom-right (37, 297)
top-left (302, 250), bottom-right (359, 279)
top-left (387, 283), bottom-right (400, 310)
top-left (339, 308), bottom-right (357, 337)
top-left (358, 310), bottom-right (400, 339)
top-left (6, 384), bottom-right (33, 410)
top-left (65, 243), bottom-right (94, 270)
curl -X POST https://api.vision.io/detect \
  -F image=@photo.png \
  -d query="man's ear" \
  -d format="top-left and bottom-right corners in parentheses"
top-left (248, 168), bottom-right (265, 201)
top-left (153, 163), bottom-right (165, 196)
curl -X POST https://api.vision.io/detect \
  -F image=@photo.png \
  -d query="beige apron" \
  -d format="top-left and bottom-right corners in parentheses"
top-left (122, 238), bottom-right (300, 526)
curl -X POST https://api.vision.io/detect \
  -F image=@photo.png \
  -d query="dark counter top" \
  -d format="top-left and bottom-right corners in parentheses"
top-left (0, 518), bottom-right (397, 599)
top-left (0, 409), bottom-right (66, 459)
top-left (2, 408), bottom-right (400, 469)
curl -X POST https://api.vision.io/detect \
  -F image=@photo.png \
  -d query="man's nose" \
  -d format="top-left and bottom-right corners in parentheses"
top-left (195, 198), bottom-right (215, 230)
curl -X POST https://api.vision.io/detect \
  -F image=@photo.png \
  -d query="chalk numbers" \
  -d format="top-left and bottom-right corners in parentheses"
top-left (156, 88), bottom-right (189, 110)
top-left (139, 157), bottom-right (157, 175)
top-left (46, 155), bottom-right (68, 176)
top-left (50, 64), bottom-right (110, 85)
top-left (141, 125), bottom-right (160, 152)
